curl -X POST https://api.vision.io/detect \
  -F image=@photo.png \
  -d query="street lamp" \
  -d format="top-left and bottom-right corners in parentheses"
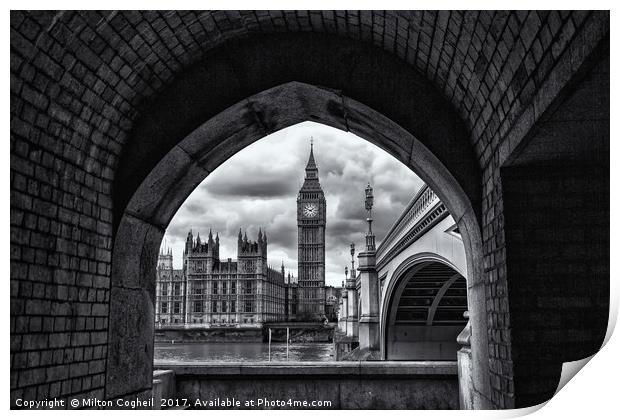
top-left (365, 183), bottom-right (376, 251)
top-left (365, 183), bottom-right (374, 213)
top-left (350, 243), bottom-right (356, 277)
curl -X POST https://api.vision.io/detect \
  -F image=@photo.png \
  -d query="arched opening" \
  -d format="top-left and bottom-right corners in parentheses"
top-left (110, 88), bottom-right (490, 404)
top-left (108, 82), bottom-right (487, 400)
top-left (384, 260), bottom-right (467, 360)
top-left (107, 34), bottom-right (487, 404)
top-left (152, 121), bottom-right (424, 362)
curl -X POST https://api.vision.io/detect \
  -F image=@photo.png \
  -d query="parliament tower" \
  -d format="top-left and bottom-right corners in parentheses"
top-left (297, 139), bottom-right (326, 321)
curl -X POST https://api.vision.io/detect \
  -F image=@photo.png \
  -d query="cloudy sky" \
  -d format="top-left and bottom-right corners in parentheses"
top-left (163, 122), bottom-right (424, 286)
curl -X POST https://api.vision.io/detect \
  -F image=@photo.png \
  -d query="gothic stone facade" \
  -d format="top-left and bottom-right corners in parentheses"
top-left (154, 249), bottom-right (185, 325)
top-left (155, 229), bottom-right (294, 328)
top-left (155, 142), bottom-right (335, 327)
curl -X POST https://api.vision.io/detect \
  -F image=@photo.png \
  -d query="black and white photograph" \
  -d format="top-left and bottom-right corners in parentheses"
top-left (8, 5), bottom-right (614, 413)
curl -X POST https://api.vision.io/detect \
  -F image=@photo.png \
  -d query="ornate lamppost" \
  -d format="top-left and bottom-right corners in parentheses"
top-left (365, 183), bottom-right (376, 251)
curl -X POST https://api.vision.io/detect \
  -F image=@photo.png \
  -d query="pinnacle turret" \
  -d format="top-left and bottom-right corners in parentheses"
top-left (305, 137), bottom-right (317, 170)
top-left (185, 229), bottom-right (194, 254)
top-left (300, 138), bottom-right (323, 191)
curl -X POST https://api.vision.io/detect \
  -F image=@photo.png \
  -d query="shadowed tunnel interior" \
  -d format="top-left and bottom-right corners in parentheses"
top-left (386, 261), bottom-right (467, 361)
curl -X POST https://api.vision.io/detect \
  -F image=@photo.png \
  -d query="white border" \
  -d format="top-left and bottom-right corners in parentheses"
top-left (4, 2), bottom-right (618, 419)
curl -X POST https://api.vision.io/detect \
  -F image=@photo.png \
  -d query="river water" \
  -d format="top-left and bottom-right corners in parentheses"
top-left (154, 342), bottom-right (334, 363)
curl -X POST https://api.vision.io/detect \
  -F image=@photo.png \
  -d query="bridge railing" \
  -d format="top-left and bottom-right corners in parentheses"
top-left (376, 186), bottom-right (450, 272)
top-left (376, 185), bottom-right (438, 260)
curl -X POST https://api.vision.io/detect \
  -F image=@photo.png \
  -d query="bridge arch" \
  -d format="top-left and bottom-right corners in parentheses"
top-left (108, 34), bottom-right (489, 400)
top-left (381, 255), bottom-right (467, 361)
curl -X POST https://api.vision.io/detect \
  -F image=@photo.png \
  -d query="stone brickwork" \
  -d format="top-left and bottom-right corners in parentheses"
top-left (10, 10), bottom-right (609, 409)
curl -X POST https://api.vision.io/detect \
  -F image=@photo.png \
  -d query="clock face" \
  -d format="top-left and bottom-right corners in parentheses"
top-left (303, 203), bottom-right (318, 218)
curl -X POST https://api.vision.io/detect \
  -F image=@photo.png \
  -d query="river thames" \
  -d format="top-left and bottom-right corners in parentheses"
top-left (154, 342), bottom-right (334, 363)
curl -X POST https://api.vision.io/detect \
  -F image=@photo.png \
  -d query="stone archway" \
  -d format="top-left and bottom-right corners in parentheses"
top-left (108, 79), bottom-right (489, 405)
top-left (108, 33), bottom-right (490, 405)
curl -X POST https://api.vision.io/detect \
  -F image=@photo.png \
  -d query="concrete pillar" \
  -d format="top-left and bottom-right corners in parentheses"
top-left (457, 311), bottom-right (474, 409)
top-left (338, 290), bottom-right (348, 334)
top-left (346, 277), bottom-right (358, 338)
top-left (357, 182), bottom-right (379, 351)
top-left (358, 250), bottom-right (380, 351)
top-left (152, 379), bottom-right (163, 410)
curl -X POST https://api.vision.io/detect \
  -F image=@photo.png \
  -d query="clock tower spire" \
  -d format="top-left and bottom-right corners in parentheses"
top-left (297, 138), bottom-right (326, 321)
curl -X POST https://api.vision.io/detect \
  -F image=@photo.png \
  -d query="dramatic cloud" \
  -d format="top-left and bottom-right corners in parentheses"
top-left (163, 122), bottom-right (424, 286)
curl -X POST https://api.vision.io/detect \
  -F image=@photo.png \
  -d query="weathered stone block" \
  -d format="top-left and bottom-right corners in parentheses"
top-left (105, 287), bottom-right (154, 399)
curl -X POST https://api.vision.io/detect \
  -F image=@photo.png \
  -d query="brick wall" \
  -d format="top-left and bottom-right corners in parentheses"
top-left (482, 31), bottom-right (609, 408)
top-left (10, 10), bottom-right (609, 408)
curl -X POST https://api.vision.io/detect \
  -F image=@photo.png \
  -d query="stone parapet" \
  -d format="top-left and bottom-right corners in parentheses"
top-left (155, 361), bottom-right (457, 376)
top-left (152, 361), bottom-right (458, 409)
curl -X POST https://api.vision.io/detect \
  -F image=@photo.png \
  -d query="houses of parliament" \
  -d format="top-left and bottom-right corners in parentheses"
top-left (155, 141), bottom-right (339, 327)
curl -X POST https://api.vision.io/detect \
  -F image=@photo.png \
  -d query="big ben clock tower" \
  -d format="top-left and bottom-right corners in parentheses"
top-left (297, 139), bottom-right (326, 321)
